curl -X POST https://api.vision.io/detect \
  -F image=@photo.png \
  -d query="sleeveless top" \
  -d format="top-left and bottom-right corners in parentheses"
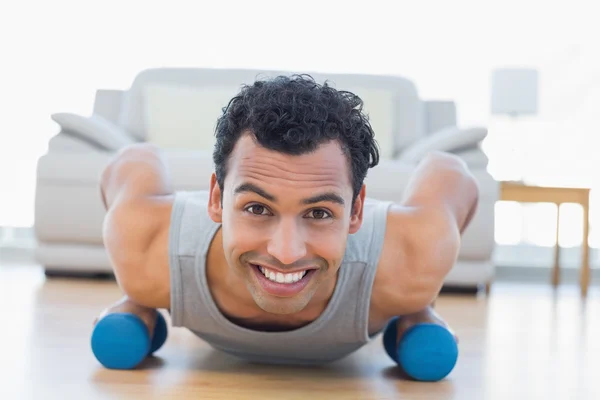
top-left (168, 191), bottom-right (392, 365)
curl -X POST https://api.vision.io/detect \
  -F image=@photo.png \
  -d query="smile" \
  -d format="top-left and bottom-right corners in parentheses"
top-left (249, 263), bottom-right (316, 296)
top-left (257, 265), bottom-right (308, 284)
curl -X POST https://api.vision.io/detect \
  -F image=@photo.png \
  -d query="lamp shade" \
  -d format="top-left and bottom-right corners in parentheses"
top-left (490, 68), bottom-right (538, 116)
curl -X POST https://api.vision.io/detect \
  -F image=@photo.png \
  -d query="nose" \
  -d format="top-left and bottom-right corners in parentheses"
top-left (267, 218), bottom-right (307, 266)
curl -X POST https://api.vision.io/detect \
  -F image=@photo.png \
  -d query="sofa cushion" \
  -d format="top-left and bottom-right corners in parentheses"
top-left (36, 150), bottom-right (216, 189)
top-left (120, 68), bottom-right (425, 156)
top-left (142, 82), bottom-right (401, 159)
top-left (35, 243), bottom-right (113, 271)
top-left (48, 133), bottom-right (100, 153)
top-left (329, 85), bottom-right (397, 159)
top-left (37, 153), bottom-right (112, 184)
top-left (119, 68), bottom-right (282, 141)
top-left (143, 83), bottom-right (240, 151)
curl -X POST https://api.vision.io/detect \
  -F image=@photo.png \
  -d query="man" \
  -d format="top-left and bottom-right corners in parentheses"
top-left (97, 75), bottom-right (479, 365)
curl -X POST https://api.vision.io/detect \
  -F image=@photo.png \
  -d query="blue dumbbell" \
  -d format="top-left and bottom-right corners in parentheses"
top-left (383, 316), bottom-right (458, 381)
top-left (91, 311), bottom-right (168, 370)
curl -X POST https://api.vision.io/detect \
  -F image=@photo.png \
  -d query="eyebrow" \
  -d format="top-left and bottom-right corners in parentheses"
top-left (233, 182), bottom-right (345, 206)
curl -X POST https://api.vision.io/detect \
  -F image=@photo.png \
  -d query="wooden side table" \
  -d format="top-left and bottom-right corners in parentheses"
top-left (499, 182), bottom-right (592, 296)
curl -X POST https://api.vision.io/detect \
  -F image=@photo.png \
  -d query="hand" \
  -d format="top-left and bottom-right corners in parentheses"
top-left (93, 296), bottom-right (158, 336)
top-left (395, 306), bottom-right (458, 346)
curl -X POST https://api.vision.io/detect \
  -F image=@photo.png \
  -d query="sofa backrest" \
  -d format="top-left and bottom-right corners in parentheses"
top-left (117, 67), bottom-right (426, 158)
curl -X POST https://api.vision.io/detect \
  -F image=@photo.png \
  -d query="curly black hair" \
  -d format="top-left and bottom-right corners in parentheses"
top-left (213, 74), bottom-right (380, 202)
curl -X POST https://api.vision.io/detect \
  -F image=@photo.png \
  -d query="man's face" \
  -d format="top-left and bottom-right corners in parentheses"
top-left (208, 133), bottom-right (365, 315)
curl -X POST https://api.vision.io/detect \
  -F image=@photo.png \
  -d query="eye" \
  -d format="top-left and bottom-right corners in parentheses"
top-left (306, 209), bottom-right (332, 219)
top-left (245, 204), bottom-right (271, 216)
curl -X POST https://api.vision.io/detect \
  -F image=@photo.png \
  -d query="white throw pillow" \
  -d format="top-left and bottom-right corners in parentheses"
top-left (453, 147), bottom-right (489, 167)
top-left (51, 113), bottom-right (136, 151)
top-left (143, 84), bottom-right (240, 151)
top-left (398, 126), bottom-right (487, 163)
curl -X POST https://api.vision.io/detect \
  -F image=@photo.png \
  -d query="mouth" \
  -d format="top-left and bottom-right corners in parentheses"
top-left (249, 263), bottom-right (317, 297)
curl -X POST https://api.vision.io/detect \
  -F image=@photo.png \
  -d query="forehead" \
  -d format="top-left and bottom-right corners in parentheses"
top-left (227, 134), bottom-right (351, 192)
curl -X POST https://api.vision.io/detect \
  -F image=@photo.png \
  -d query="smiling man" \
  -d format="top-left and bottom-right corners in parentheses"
top-left (97, 75), bottom-right (479, 366)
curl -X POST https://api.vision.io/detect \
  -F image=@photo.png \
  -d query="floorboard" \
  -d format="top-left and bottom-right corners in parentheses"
top-left (1, 263), bottom-right (598, 399)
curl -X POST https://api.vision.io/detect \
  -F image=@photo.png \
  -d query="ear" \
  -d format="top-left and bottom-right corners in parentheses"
top-left (348, 184), bottom-right (366, 234)
top-left (208, 172), bottom-right (223, 223)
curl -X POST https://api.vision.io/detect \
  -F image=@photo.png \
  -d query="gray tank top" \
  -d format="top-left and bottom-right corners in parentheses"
top-left (169, 191), bottom-right (392, 365)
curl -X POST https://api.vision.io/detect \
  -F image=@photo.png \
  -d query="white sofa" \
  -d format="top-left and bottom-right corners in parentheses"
top-left (34, 67), bottom-right (499, 291)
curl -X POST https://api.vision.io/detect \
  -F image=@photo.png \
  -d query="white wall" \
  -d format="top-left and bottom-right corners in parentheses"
top-left (1, 0), bottom-right (599, 229)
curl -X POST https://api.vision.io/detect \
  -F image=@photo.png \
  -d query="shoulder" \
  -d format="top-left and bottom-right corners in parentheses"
top-left (369, 203), bottom-right (461, 319)
top-left (344, 197), bottom-right (393, 263)
top-left (169, 191), bottom-right (219, 255)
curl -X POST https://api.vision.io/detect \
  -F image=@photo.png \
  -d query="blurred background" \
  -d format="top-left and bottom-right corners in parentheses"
top-left (1, 0), bottom-right (599, 281)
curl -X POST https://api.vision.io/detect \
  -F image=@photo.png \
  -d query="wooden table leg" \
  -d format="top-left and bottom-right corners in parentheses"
top-left (581, 200), bottom-right (590, 297)
top-left (552, 204), bottom-right (561, 287)
top-left (485, 281), bottom-right (492, 295)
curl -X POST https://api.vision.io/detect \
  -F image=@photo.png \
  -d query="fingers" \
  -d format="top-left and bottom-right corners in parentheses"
top-left (93, 297), bottom-right (158, 338)
top-left (394, 307), bottom-right (458, 345)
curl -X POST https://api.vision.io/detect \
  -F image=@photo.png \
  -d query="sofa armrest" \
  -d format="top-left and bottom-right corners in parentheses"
top-left (395, 126), bottom-right (488, 164)
top-left (424, 100), bottom-right (457, 134)
top-left (93, 89), bottom-right (124, 124)
top-left (51, 113), bottom-right (137, 152)
top-left (452, 147), bottom-right (489, 168)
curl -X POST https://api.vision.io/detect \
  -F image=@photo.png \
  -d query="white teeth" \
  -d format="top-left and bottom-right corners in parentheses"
top-left (256, 264), bottom-right (309, 284)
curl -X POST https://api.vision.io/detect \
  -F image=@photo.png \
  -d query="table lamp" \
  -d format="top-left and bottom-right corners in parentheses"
top-left (488, 68), bottom-right (539, 182)
top-left (491, 68), bottom-right (539, 117)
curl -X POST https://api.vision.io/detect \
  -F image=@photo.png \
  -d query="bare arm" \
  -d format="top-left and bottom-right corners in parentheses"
top-left (400, 151), bottom-right (479, 235)
top-left (371, 151), bottom-right (479, 320)
top-left (100, 143), bottom-right (174, 309)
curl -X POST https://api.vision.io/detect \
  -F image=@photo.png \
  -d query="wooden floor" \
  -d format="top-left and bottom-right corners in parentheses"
top-left (1, 263), bottom-right (599, 400)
